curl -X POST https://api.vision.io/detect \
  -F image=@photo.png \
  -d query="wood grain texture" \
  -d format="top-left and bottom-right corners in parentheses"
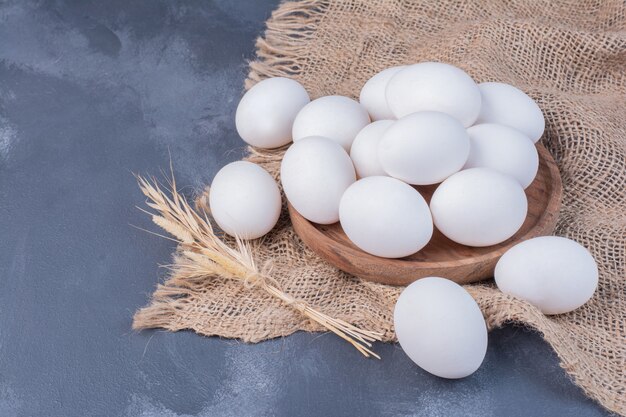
top-left (289, 144), bottom-right (563, 286)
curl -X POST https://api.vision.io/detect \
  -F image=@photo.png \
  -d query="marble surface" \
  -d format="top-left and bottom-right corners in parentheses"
top-left (0, 1), bottom-right (610, 416)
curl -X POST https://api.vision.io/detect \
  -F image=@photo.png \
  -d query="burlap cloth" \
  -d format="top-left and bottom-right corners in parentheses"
top-left (134, 0), bottom-right (626, 414)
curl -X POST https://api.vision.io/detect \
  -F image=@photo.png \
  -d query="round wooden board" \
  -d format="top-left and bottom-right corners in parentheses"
top-left (288, 144), bottom-right (563, 286)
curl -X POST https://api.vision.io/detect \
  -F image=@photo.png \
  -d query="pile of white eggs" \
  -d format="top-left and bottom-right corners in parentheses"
top-left (209, 62), bottom-right (598, 379)
top-left (235, 63), bottom-right (546, 258)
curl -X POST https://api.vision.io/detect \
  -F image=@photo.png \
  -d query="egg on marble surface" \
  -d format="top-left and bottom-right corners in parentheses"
top-left (465, 123), bottom-right (539, 189)
top-left (236, 77), bottom-right (310, 149)
top-left (281, 136), bottom-right (356, 224)
top-left (385, 62), bottom-right (481, 127)
top-left (394, 277), bottom-right (488, 379)
top-left (430, 168), bottom-right (528, 247)
top-left (350, 120), bottom-right (395, 178)
top-left (495, 236), bottom-right (598, 315)
top-left (292, 95), bottom-right (371, 152)
top-left (359, 66), bottom-right (406, 121)
top-left (339, 176), bottom-right (433, 258)
top-left (476, 82), bottom-right (545, 143)
top-left (209, 161), bottom-right (281, 239)
top-left (378, 111), bottom-right (470, 185)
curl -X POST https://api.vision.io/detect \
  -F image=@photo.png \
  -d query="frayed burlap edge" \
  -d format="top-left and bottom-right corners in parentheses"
top-left (245, 0), bottom-right (331, 89)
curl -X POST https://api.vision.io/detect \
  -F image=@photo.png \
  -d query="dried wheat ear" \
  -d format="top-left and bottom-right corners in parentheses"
top-left (135, 173), bottom-right (382, 358)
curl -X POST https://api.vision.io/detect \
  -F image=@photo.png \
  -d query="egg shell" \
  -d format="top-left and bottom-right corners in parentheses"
top-left (209, 161), bottom-right (281, 239)
top-left (292, 95), bottom-right (371, 152)
top-left (339, 176), bottom-right (433, 258)
top-left (476, 82), bottom-right (545, 143)
top-left (359, 66), bottom-right (406, 121)
top-left (394, 277), bottom-right (488, 379)
top-left (235, 77), bottom-right (310, 149)
top-left (281, 136), bottom-right (356, 224)
top-left (350, 120), bottom-right (394, 178)
top-left (495, 236), bottom-right (598, 314)
top-left (465, 123), bottom-right (539, 189)
top-left (379, 111), bottom-right (470, 185)
top-left (385, 62), bottom-right (481, 127)
top-left (430, 168), bottom-right (528, 247)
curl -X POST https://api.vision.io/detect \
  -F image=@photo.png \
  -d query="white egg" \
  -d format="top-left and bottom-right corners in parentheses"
top-left (385, 62), bottom-right (481, 127)
top-left (350, 120), bottom-right (394, 178)
top-left (430, 168), bottom-right (528, 246)
top-left (281, 136), bottom-right (356, 224)
top-left (495, 236), bottom-right (598, 314)
top-left (476, 82), bottom-right (545, 143)
top-left (394, 277), bottom-right (488, 379)
top-left (465, 123), bottom-right (539, 189)
top-left (359, 66), bottom-right (406, 121)
top-left (379, 112), bottom-right (470, 185)
top-left (235, 77), bottom-right (310, 149)
top-left (209, 161), bottom-right (281, 239)
top-left (292, 96), bottom-right (371, 152)
top-left (339, 176), bottom-right (433, 258)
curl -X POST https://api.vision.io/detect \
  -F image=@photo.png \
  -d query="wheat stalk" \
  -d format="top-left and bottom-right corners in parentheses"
top-left (136, 173), bottom-right (382, 358)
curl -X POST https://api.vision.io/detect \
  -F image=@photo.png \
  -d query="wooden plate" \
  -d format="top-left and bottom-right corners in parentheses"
top-left (288, 144), bottom-right (562, 286)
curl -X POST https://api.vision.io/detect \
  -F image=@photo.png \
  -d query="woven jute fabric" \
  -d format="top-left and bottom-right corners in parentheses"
top-left (134, 0), bottom-right (626, 413)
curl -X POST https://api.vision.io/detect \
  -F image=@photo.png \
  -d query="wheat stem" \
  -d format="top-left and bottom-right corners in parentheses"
top-left (136, 173), bottom-right (382, 358)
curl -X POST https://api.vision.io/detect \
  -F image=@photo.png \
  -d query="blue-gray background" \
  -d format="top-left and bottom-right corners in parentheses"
top-left (0, 1), bottom-right (610, 416)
